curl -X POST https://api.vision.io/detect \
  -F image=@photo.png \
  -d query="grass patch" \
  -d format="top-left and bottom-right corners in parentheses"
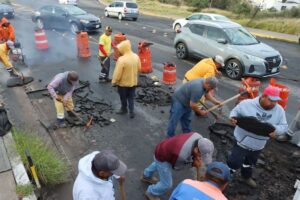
top-left (100, 0), bottom-right (300, 34)
top-left (16, 184), bottom-right (34, 197)
top-left (12, 129), bottom-right (69, 185)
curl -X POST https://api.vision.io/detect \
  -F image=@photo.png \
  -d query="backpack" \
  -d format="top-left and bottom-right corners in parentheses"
top-left (0, 106), bottom-right (12, 136)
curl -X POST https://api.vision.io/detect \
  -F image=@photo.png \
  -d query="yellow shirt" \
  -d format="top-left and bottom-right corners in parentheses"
top-left (98, 33), bottom-right (111, 57)
top-left (185, 58), bottom-right (217, 81)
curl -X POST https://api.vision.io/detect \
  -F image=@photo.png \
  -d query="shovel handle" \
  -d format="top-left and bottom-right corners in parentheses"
top-left (120, 178), bottom-right (126, 200)
top-left (196, 167), bottom-right (201, 181)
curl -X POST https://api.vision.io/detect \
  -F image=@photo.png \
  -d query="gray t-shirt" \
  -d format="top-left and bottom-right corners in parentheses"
top-left (173, 78), bottom-right (207, 107)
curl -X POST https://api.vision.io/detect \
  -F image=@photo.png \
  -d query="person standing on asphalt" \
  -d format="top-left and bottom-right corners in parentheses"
top-left (112, 39), bottom-right (141, 118)
top-left (227, 86), bottom-right (288, 188)
top-left (73, 150), bottom-right (127, 200)
top-left (183, 55), bottom-right (224, 83)
top-left (141, 132), bottom-right (214, 200)
top-left (0, 18), bottom-right (15, 42)
top-left (167, 77), bottom-right (220, 137)
top-left (47, 71), bottom-right (79, 128)
top-left (0, 40), bottom-right (18, 77)
top-left (276, 106), bottom-right (300, 143)
top-left (99, 26), bottom-right (114, 83)
top-left (169, 161), bottom-right (231, 200)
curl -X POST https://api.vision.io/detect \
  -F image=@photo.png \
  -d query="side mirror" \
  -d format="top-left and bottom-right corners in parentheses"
top-left (217, 38), bottom-right (227, 44)
top-left (109, 4), bottom-right (112, 7)
top-left (185, 17), bottom-right (189, 20)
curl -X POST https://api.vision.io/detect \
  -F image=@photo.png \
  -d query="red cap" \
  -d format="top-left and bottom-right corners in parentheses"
top-left (263, 86), bottom-right (281, 101)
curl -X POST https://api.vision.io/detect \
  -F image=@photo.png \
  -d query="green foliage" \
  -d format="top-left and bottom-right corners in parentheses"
top-left (232, 1), bottom-right (252, 15)
top-left (158, 0), bottom-right (181, 6)
top-left (16, 184), bottom-right (34, 197)
top-left (187, 0), bottom-right (210, 11)
top-left (12, 129), bottom-right (69, 185)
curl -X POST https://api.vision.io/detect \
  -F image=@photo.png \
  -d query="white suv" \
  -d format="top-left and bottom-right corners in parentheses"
top-left (58, 0), bottom-right (77, 6)
top-left (105, 1), bottom-right (139, 21)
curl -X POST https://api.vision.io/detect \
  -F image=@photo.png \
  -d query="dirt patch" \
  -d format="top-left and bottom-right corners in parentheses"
top-left (136, 75), bottom-right (174, 106)
top-left (209, 123), bottom-right (300, 200)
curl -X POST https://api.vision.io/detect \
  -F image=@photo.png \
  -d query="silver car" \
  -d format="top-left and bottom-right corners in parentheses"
top-left (174, 20), bottom-right (283, 79)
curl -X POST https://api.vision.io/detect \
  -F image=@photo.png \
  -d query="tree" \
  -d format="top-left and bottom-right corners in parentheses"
top-left (187, 0), bottom-right (210, 11)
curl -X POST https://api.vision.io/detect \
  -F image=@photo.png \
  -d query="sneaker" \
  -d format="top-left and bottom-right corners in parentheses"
top-left (99, 78), bottom-right (106, 83)
top-left (140, 175), bottom-right (158, 184)
top-left (145, 191), bottom-right (160, 200)
top-left (116, 109), bottom-right (128, 115)
top-left (276, 134), bottom-right (292, 142)
top-left (9, 70), bottom-right (18, 78)
top-left (56, 119), bottom-right (67, 128)
top-left (129, 112), bottom-right (135, 119)
top-left (105, 78), bottom-right (112, 82)
top-left (241, 177), bottom-right (257, 188)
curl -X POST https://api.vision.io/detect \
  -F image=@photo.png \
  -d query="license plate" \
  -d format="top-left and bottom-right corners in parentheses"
top-left (271, 68), bottom-right (277, 73)
top-left (95, 25), bottom-right (100, 28)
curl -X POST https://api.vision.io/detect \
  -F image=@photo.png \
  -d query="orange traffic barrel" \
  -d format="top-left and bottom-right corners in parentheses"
top-left (269, 78), bottom-right (289, 110)
top-left (237, 77), bottom-right (261, 104)
top-left (34, 28), bottom-right (49, 50)
top-left (138, 41), bottom-right (153, 73)
top-left (163, 63), bottom-right (176, 85)
top-left (113, 33), bottom-right (126, 60)
top-left (76, 31), bottom-right (91, 58)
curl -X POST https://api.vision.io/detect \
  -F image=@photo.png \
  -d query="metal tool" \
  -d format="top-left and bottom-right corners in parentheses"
top-left (120, 178), bottom-right (126, 200)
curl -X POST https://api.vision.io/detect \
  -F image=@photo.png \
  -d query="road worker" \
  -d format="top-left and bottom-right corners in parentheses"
top-left (141, 132), bottom-right (214, 200)
top-left (169, 161), bottom-right (231, 200)
top-left (166, 77), bottom-right (220, 137)
top-left (0, 40), bottom-right (18, 77)
top-left (0, 17), bottom-right (15, 43)
top-left (47, 71), bottom-right (79, 128)
top-left (183, 55), bottom-right (224, 83)
top-left (112, 40), bottom-right (141, 118)
top-left (98, 26), bottom-right (114, 83)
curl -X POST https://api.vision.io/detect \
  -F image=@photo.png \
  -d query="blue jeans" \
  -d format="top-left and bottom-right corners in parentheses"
top-left (117, 86), bottom-right (136, 113)
top-left (166, 97), bottom-right (192, 137)
top-left (143, 159), bottom-right (172, 196)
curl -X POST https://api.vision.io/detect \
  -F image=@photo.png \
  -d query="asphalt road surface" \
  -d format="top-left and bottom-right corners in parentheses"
top-left (2, 0), bottom-right (300, 199)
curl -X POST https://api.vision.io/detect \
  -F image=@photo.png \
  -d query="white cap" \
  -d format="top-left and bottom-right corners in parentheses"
top-left (6, 40), bottom-right (14, 48)
top-left (214, 55), bottom-right (225, 67)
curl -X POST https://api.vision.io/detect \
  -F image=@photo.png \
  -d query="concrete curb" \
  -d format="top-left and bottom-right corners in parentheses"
top-left (3, 131), bottom-right (37, 200)
top-left (250, 32), bottom-right (299, 44)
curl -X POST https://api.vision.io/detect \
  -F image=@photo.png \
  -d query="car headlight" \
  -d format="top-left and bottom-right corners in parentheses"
top-left (80, 19), bottom-right (89, 24)
top-left (244, 54), bottom-right (265, 63)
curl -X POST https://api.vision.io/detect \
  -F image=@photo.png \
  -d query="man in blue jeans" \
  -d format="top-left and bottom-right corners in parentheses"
top-left (167, 77), bottom-right (220, 137)
top-left (141, 132), bottom-right (214, 200)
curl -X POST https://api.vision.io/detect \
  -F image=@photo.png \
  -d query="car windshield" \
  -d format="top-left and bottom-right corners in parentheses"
top-left (62, 5), bottom-right (86, 15)
top-left (224, 27), bottom-right (259, 45)
top-left (213, 15), bottom-right (230, 21)
top-left (126, 3), bottom-right (137, 8)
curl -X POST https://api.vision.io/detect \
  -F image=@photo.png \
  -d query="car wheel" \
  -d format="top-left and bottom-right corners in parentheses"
top-left (70, 23), bottom-right (79, 34)
top-left (225, 59), bottom-right (244, 80)
top-left (36, 18), bottom-right (44, 29)
top-left (174, 23), bottom-right (181, 31)
top-left (175, 42), bottom-right (188, 59)
top-left (105, 10), bottom-right (109, 17)
top-left (118, 13), bottom-right (123, 20)
top-left (132, 18), bottom-right (137, 21)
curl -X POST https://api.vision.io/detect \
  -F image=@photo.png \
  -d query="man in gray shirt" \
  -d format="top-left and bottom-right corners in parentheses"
top-left (166, 77), bottom-right (220, 137)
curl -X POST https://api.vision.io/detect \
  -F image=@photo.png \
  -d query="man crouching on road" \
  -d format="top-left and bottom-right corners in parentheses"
top-left (47, 71), bottom-right (79, 128)
top-left (227, 86), bottom-right (288, 188)
top-left (73, 150), bottom-right (127, 200)
top-left (141, 132), bottom-right (214, 200)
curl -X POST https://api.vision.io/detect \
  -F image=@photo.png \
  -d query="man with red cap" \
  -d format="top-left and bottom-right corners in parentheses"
top-left (228, 86), bottom-right (288, 188)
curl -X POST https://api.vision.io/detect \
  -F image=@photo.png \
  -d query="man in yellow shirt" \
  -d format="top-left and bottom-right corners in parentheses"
top-left (99, 26), bottom-right (113, 83)
top-left (183, 55), bottom-right (224, 83)
top-left (112, 40), bottom-right (141, 119)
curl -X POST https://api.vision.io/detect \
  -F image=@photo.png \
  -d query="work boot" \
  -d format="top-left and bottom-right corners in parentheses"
top-left (129, 112), bottom-right (135, 119)
top-left (276, 134), bottom-right (292, 142)
top-left (116, 108), bottom-right (127, 115)
top-left (99, 78), bottom-right (106, 83)
top-left (56, 119), bottom-right (67, 128)
top-left (9, 70), bottom-right (18, 78)
top-left (140, 174), bottom-right (159, 184)
top-left (241, 177), bottom-right (257, 188)
top-left (105, 78), bottom-right (112, 82)
top-left (145, 191), bottom-right (160, 200)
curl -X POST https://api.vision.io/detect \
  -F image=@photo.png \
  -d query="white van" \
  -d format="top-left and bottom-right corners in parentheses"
top-left (105, 1), bottom-right (139, 21)
top-left (58, 0), bottom-right (77, 6)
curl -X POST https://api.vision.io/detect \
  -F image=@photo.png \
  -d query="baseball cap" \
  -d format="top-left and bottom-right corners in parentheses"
top-left (214, 55), bottom-right (225, 67)
top-left (197, 138), bottom-right (214, 165)
top-left (92, 151), bottom-right (127, 176)
top-left (105, 26), bottom-right (112, 32)
top-left (6, 40), bottom-right (14, 48)
top-left (206, 77), bottom-right (218, 89)
top-left (206, 161), bottom-right (231, 182)
top-left (263, 86), bottom-right (281, 101)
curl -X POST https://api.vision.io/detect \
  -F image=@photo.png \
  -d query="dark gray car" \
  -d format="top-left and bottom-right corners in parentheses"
top-left (174, 20), bottom-right (283, 79)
